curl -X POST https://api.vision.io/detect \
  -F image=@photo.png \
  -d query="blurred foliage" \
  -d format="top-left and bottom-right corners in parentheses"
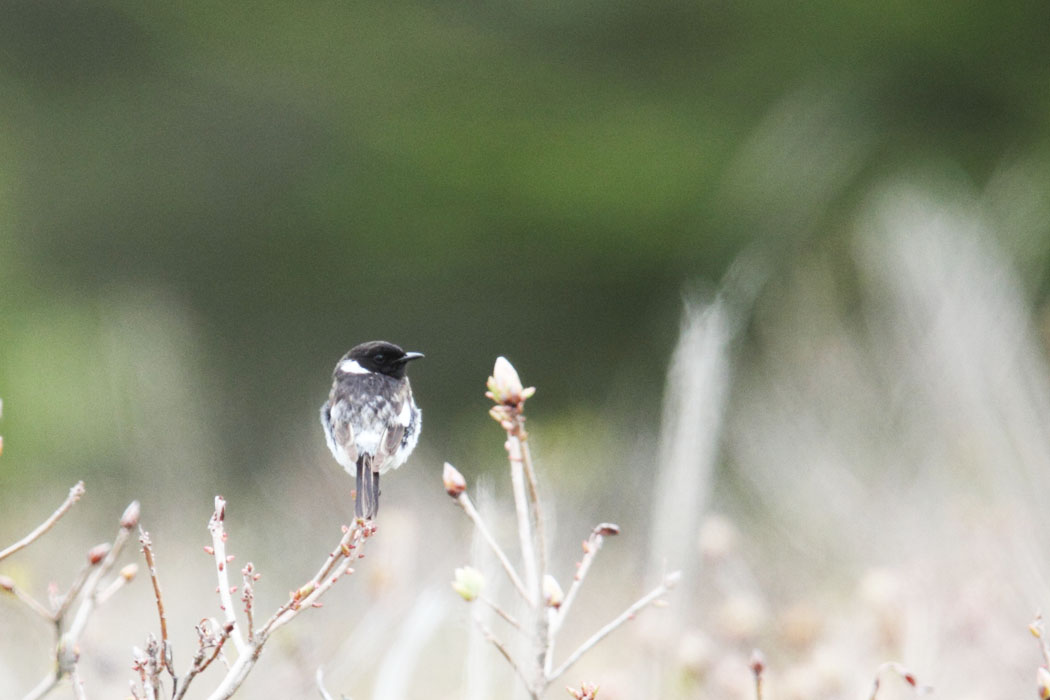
top-left (1, 0), bottom-right (1048, 490)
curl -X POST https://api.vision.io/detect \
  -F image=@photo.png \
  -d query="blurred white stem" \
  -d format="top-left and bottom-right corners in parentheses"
top-left (507, 437), bottom-right (538, 603)
top-left (208, 497), bottom-right (249, 655)
top-left (545, 525), bottom-right (613, 675)
top-left (548, 571), bottom-right (681, 683)
top-left (473, 616), bottom-right (533, 694)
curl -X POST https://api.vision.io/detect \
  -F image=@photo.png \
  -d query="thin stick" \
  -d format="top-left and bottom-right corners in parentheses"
top-left (0, 578), bottom-right (54, 620)
top-left (454, 492), bottom-right (532, 605)
top-left (139, 530), bottom-right (174, 675)
top-left (0, 482), bottom-right (85, 563)
top-left (64, 526), bottom-right (133, 645)
top-left (481, 595), bottom-right (523, 631)
top-left (316, 667), bottom-right (335, 700)
top-left (506, 437), bottom-right (538, 602)
top-left (70, 663), bottom-right (88, 700)
top-left (208, 497), bottom-right (249, 655)
top-left (21, 673), bottom-right (58, 700)
top-left (474, 616), bottom-right (533, 692)
top-left (546, 525), bottom-right (620, 675)
top-left (548, 571), bottom-right (681, 683)
top-left (173, 622), bottom-right (234, 700)
top-left (517, 432), bottom-right (547, 579)
top-left (867, 661), bottom-right (928, 700)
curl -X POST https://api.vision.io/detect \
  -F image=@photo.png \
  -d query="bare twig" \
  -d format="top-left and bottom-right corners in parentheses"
top-left (20, 498), bottom-right (139, 700)
top-left (867, 661), bottom-right (929, 700)
top-left (0, 576), bottom-right (53, 620)
top-left (474, 616), bottom-right (532, 691)
top-left (517, 431), bottom-right (547, 579)
top-left (545, 523), bottom-right (619, 676)
top-left (750, 649), bottom-right (765, 700)
top-left (173, 621), bottom-right (234, 700)
top-left (548, 571), bottom-right (681, 683)
top-left (69, 663), bottom-right (88, 700)
top-left (208, 497), bottom-right (249, 656)
top-left (139, 530), bottom-right (174, 677)
top-left (242, 563), bottom-right (256, 642)
top-left (317, 667), bottom-right (336, 700)
top-left (0, 481), bottom-right (85, 563)
top-left (481, 595), bottom-right (523, 631)
top-left (1031, 614), bottom-right (1050, 668)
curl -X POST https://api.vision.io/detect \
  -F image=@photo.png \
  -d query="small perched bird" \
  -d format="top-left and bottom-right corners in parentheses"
top-left (320, 341), bottom-right (423, 519)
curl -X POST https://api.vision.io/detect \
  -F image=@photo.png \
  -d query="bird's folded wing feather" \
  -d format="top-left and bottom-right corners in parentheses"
top-left (333, 410), bottom-right (358, 464)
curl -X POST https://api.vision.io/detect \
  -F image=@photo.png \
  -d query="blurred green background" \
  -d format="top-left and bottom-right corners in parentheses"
top-left (4, 2), bottom-right (1050, 697)
top-left (3, 0), bottom-right (1048, 496)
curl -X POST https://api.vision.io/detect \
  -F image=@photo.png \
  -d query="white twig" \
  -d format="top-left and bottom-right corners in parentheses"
top-left (474, 616), bottom-right (532, 691)
top-left (316, 667), bottom-right (335, 700)
top-left (548, 571), bottom-right (680, 683)
top-left (544, 523), bottom-right (619, 676)
top-left (0, 482), bottom-right (85, 563)
top-left (507, 437), bottom-right (539, 603)
top-left (551, 524), bottom-right (618, 638)
top-left (208, 497), bottom-right (249, 655)
top-left (481, 595), bottom-right (522, 631)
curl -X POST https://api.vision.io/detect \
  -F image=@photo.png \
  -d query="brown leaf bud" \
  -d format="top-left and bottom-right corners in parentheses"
top-left (442, 462), bottom-right (467, 497)
top-left (120, 501), bottom-right (141, 529)
top-left (87, 543), bottom-right (111, 565)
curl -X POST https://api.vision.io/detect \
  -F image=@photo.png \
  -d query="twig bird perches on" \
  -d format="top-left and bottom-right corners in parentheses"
top-left (321, 341), bottom-right (423, 519)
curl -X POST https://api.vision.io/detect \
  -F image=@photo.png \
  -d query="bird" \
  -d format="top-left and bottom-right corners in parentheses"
top-left (320, 341), bottom-right (423, 519)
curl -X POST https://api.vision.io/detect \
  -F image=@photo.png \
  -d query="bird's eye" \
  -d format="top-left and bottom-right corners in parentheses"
top-left (373, 353), bottom-right (385, 363)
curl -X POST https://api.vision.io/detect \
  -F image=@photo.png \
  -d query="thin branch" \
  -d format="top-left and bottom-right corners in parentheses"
top-left (200, 519), bottom-right (374, 700)
top-left (548, 571), bottom-right (681, 683)
top-left (454, 492), bottom-right (532, 605)
top-left (69, 664), bottom-right (88, 700)
top-left (868, 661), bottom-right (929, 700)
top-left (551, 524), bottom-right (619, 639)
top-left (506, 437), bottom-right (539, 603)
top-left (208, 497), bottom-right (249, 656)
top-left (0, 577), bottom-right (54, 620)
top-left (316, 667), bottom-right (335, 700)
top-left (21, 673), bottom-right (58, 700)
top-left (517, 431), bottom-right (547, 579)
top-left (173, 621), bottom-right (234, 700)
top-left (474, 616), bottom-right (533, 692)
top-left (139, 530), bottom-right (174, 677)
top-left (481, 595), bottom-right (523, 631)
top-left (0, 481), bottom-right (85, 563)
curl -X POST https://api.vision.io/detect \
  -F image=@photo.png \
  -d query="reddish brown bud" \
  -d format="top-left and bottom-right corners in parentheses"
top-left (87, 543), bottom-right (111, 565)
top-left (203, 545), bottom-right (215, 555)
top-left (443, 462), bottom-right (467, 497)
top-left (120, 501), bottom-right (141, 529)
top-left (594, 523), bottom-right (620, 537)
top-left (749, 648), bottom-right (765, 675)
top-left (0, 575), bottom-right (14, 592)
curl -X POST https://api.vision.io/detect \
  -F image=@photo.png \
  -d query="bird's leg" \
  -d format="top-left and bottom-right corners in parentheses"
top-left (371, 470), bottom-right (381, 519)
top-left (354, 458), bottom-right (365, 519)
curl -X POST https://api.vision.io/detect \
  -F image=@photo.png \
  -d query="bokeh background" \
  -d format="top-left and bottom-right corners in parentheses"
top-left (3, 1), bottom-right (1050, 698)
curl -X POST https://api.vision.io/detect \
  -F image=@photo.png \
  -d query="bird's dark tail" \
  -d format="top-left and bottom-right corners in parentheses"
top-left (355, 454), bottom-right (380, 520)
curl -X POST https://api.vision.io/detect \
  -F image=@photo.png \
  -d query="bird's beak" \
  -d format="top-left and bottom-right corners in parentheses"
top-left (400, 351), bottom-right (425, 363)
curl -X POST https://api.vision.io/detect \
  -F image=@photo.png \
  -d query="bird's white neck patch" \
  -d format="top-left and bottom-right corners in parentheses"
top-left (338, 359), bottom-right (370, 375)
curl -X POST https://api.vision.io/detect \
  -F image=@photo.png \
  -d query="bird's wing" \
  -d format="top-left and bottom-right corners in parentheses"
top-left (374, 392), bottom-right (411, 470)
top-left (329, 400), bottom-right (358, 464)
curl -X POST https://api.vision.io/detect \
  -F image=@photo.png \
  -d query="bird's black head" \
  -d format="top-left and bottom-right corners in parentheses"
top-left (338, 340), bottom-right (424, 380)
